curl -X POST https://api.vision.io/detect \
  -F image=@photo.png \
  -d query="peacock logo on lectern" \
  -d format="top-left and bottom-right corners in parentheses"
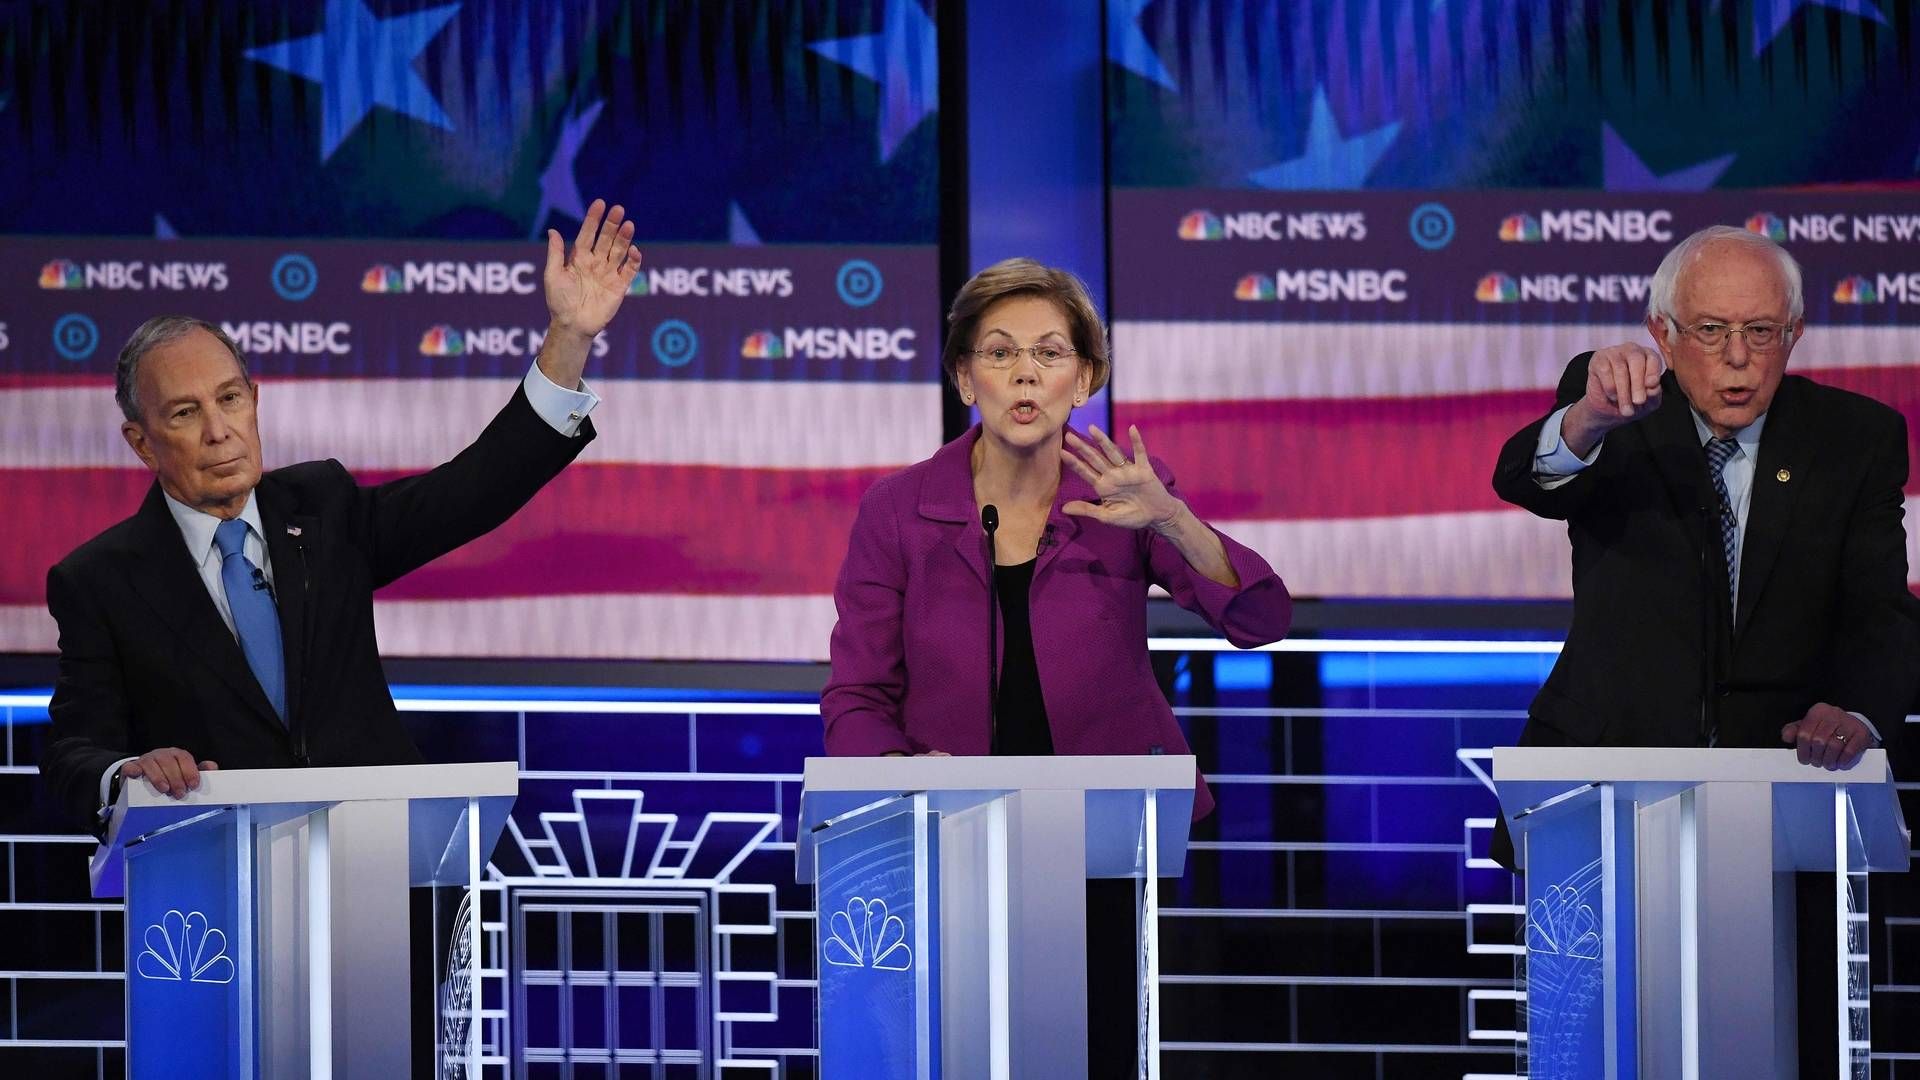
top-left (136, 909), bottom-right (235, 984)
top-left (822, 896), bottom-right (914, 972)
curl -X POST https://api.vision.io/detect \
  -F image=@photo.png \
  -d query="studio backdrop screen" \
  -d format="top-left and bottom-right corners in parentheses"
top-left (0, 0), bottom-right (941, 660)
top-left (1106, 2), bottom-right (1920, 599)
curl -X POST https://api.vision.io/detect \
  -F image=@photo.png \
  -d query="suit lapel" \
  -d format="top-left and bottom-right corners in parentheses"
top-left (921, 427), bottom-right (991, 587)
top-left (1734, 379), bottom-right (1810, 640)
top-left (1642, 373), bottom-right (1718, 558)
top-left (124, 483), bottom-right (284, 729)
top-left (257, 482), bottom-right (317, 730)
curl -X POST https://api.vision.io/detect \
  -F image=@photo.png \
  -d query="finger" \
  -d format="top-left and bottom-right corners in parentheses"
top-left (199, 761), bottom-right (219, 771)
top-left (1625, 352), bottom-right (1648, 406)
top-left (574, 198), bottom-right (607, 263)
top-left (1061, 448), bottom-right (1104, 488)
top-left (1795, 723), bottom-right (1814, 765)
top-left (1088, 425), bottom-right (1127, 466)
top-left (1822, 729), bottom-right (1846, 770)
top-left (1063, 433), bottom-right (1107, 476)
top-left (621, 244), bottom-right (643, 278)
top-left (545, 229), bottom-right (564, 278)
top-left (597, 204), bottom-right (628, 261)
top-left (147, 754), bottom-right (184, 797)
top-left (1839, 735), bottom-right (1868, 769)
top-left (923, 750), bottom-right (951, 757)
top-left (1128, 424), bottom-right (1149, 466)
top-left (1647, 347), bottom-right (1669, 384)
top-left (1062, 499), bottom-right (1109, 520)
top-left (171, 751), bottom-right (202, 792)
top-left (1780, 721), bottom-right (1800, 745)
top-left (1604, 359), bottom-right (1633, 418)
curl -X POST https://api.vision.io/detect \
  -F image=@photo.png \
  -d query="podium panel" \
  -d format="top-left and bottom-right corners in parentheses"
top-left (815, 797), bottom-right (940, 1079)
top-left (1497, 748), bottom-right (1908, 1080)
top-left (798, 755), bottom-right (1196, 1080)
top-left (125, 810), bottom-right (253, 1079)
top-left (94, 762), bottom-right (517, 1080)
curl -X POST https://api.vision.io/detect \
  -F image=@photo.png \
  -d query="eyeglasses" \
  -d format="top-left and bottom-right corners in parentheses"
top-left (1672, 319), bottom-right (1794, 352)
top-left (969, 344), bottom-right (1078, 369)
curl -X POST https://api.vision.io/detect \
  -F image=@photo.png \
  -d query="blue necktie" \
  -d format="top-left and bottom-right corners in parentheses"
top-left (214, 518), bottom-right (286, 723)
top-left (1704, 437), bottom-right (1740, 610)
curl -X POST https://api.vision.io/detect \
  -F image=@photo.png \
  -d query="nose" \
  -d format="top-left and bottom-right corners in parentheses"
top-left (1723, 333), bottom-right (1752, 368)
top-left (202, 404), bottom-right (231, 443)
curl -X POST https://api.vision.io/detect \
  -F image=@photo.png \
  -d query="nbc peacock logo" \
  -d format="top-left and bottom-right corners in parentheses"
top-left (1745, 213), bottom-right (1787, 243)
top-left (1833, 276), bottom-right (1879, 304)
top-left (1178, 210), bottom-right (1225, 241)
top-left (38, 260), bottom-right (84, 289)
top-left (626, 273), bottom-right (649, 296)
top-left (360, 264), bottom-right (404, 293)
top-left (419, 325), bottom-right (466, 356)
top-left (1497, 214), bottom-right (1542, 243)
top-left (740, 330), bottom-right (786, 359)
top-left (1475, 273), bottom-right (1520, 303)
top-left (1233, 273), bottom-right (1276, 301)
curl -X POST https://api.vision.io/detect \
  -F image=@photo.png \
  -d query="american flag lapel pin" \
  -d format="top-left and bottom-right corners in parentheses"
top-left (286, 526), bottom-right (303, 537)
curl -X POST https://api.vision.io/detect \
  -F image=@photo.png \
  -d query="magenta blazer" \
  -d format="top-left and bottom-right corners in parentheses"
top-left (821, 425), bottom-right (1293, 819)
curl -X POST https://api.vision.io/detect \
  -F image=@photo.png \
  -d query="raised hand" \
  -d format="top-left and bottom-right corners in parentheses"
top-left (1061, 424), bottom-right (1185, 532)
top-left (1562, 342), bottom-right (1666, 457)
top-left (545, 198), bottom-right (642, 340)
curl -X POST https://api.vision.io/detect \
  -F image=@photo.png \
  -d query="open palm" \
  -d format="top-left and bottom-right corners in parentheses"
top-left (544, 198), bottom-right (642, 338)
top-left (1061, 424), bottom-right (1184, 531)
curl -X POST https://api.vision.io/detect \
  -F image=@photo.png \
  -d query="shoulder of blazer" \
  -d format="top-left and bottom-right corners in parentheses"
top-left (1784, 373), bottom-right (1906, 441)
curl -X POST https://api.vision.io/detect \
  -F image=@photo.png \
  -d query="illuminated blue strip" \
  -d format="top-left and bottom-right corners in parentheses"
top-left (1319, 653), bottom-right (1551, 688)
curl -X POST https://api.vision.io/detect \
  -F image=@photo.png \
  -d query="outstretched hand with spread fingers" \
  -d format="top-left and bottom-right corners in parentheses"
top-left (1061, 424), bottom-right (1185, 532)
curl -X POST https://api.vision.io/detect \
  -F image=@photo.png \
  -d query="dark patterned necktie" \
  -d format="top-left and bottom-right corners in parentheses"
top-left (1704, 436), bottom-right (1740, 608)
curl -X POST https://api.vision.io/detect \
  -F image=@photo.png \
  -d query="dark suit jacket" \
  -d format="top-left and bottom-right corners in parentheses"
top-left (1488, 355), bottom-right (1918, 867)
top-left (40, 386), bottom-right (594, 831)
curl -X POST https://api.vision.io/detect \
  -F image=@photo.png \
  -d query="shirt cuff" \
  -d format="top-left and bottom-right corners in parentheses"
top-left (1845, 711), bottom-right (1884, 745)
top-left (99, 756), bottom-right (138, 814)
top-left (1533, 404), bottom-right (1602, 489)
top-left (523, 361), bottom-right (600, 438)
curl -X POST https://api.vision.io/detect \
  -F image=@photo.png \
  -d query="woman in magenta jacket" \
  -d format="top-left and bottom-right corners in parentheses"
top-left (821, 257), bottom-right (1294, 822)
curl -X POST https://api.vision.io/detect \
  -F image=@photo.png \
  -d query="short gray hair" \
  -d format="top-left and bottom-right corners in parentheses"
top-left (1647, 225), bottom-right (1804, 337)
top-left (115, 316), bottom-right (251, 423)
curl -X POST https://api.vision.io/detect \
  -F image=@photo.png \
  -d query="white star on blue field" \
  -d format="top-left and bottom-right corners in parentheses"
top-left (808, 0), bottom-right (938, 163)
top-left (247, 0), bottom-right (462, 161)
top-left (1248, 89), bottom-right (1401, 190)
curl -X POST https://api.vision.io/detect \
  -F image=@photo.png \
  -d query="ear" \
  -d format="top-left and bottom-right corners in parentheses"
top-left (1644, 314), bottom-right (1674, 362)
top-left (1076, 361), bottom-right (1093, 402)
top-left (954, 363), bottom-right (973, 403)
top-left (121, 420), bottom-right (158, 472)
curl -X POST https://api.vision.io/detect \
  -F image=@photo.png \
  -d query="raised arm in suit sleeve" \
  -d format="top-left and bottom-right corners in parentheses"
top-left (1142, 457), bottom-right (1292, 649)
top-left (350, 383), bottom-right (596, 589)
top-left (1827, 410), bottom-right (1920, 739)
top-left (821, 481), bottom-right (919, 755)
top-left (1493, 352), bottom-right (1609, 521)
top-left (40, 564), bottom-right (135, 833)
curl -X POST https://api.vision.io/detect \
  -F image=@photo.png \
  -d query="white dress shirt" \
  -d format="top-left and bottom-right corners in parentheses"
top-left (99, 363), bottom-right (598, 810)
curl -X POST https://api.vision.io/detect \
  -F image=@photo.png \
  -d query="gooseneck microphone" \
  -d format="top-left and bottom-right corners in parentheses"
top-left (982, 505), bottom-right (1000, 752)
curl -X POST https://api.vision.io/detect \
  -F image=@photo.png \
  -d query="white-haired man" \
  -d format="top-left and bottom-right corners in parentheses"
top-left (1490, 224), bottom-right (1918, 1071)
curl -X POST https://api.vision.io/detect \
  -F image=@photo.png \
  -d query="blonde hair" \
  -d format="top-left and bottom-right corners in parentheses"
top-left (942, 258), bottom-right (1111, 394)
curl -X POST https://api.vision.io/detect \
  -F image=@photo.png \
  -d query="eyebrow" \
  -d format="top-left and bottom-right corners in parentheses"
top-left (977, 326), bottom-right (1069, 341)
top-left (161, 378), bottom-right (248, 410)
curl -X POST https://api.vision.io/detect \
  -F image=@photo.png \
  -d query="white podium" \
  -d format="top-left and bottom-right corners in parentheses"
top-left (797, 754), bottom-right (1199, 1080)
top-left (91, 761), bottom-right (518, 1080)
top-left (1496, 746), bottom-right (1908, 1079)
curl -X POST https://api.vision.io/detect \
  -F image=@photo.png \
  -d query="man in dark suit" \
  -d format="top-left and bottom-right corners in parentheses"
top-left (1490, 224), bottom-right (1918, 1074)
top-left (40, 199), bottom-right (642, 834)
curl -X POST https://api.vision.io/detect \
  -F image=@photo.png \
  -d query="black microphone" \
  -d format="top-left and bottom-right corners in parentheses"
top-left (982, 505), bottom-right (1000, 752)
top-left (1038, 523), bottom-right (1054, 553)
top-left (250, 566), bottom-right (276, 602)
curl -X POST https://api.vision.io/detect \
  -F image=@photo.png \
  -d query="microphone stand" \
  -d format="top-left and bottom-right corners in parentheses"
top-left (982, 505), bottom-right (1000, 753)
